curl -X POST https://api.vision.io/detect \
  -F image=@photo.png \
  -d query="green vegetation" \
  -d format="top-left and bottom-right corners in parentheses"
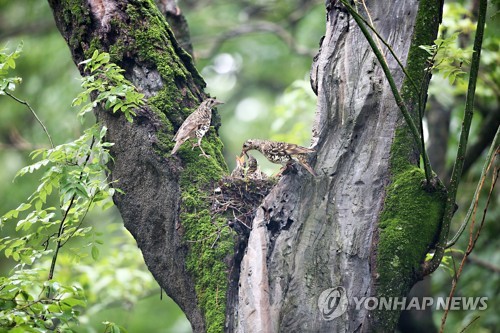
top-left (375, 128), bottom-right (447, 330)
top-left (0, 0), bottom-right (498, 332)
top-left (0, 48), bottom-right (146, 332)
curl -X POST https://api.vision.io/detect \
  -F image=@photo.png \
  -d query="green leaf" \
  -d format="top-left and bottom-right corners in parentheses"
top-left (3, 203), bottom-right (31, 220)
top-left (91, 245), bottom-right (100, 260)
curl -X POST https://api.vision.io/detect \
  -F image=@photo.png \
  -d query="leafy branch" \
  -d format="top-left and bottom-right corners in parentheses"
top-left (423, 0), bottom-right (488, 275)
top-left (0, 47), bottom-right (143, 331)
top-left (419, 32), bottom-right (474, 85)
top-left (73, 50), bottom-right (145, 123)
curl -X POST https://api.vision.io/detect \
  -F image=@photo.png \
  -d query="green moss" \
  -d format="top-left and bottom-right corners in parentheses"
top-left (183, 212), bottom-right (234, 333)
top-left (181, 182), bottom-right (233, 333)
top-left (373, 2), bottom-right (443, 330)
top-left (401, 0), bottom-right (442, 118)
top-left (374, 128), bottom-right (446, 331)
top-left (56, 1), bottom-right (231, 331)
top-left (108, 3), bottom-right (230, 331)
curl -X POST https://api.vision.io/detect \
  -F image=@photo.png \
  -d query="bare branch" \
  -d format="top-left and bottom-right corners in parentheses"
top-left (194, 21), bottom-right (316, 59)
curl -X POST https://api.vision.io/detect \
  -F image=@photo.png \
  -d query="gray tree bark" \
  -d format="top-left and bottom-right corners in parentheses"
top-left (48, 0), bottom-right (442, 332)
top-left (235, 1), bottom-right (420, 331)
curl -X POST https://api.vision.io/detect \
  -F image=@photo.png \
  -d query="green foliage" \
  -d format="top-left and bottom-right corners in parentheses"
top-left (1, 1), bottom-right (323, 332)
top-left (0, 273), bottom-right (86, 331)
top-left (419, 32), bottom-right (474, 84)
top-left (0, 47), bottom-right (146, 332)
top-left (102, 321), bottom-right (127, 333)
top-left (73, 50), bottom-right (145, 123)
top-left (425, 248), bottom-right (464, 277)
top-left (0, 43), bottom-right (23, 93)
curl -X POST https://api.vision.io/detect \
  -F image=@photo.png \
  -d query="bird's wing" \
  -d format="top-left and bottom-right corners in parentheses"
top-left (172, 112), bottom-right (199, 141)
top-left (284, 143), bottom-right (315, 155)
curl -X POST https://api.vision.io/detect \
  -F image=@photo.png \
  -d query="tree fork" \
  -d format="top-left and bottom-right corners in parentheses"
top-left (47, 0), bottom-right (450, 332)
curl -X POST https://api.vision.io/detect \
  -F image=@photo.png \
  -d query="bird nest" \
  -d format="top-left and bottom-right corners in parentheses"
top-left (210, 176), bottom-right (276, 236)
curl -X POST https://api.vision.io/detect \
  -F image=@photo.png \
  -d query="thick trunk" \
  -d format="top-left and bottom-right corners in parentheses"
top-left (47, 1), bottom-right (224, 332)
top-left (48, 0), bottom-right (444, 332)
top-left (235, 1), bottom-right (444, 332)
top-left (237, 1), bottom-right (409, 331)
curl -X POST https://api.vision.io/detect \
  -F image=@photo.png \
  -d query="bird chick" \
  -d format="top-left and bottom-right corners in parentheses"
top-left (241, 139), bottom-right (316, 177)
top-left (230, 155), bottom-right (246, 178)
top-left (246, 154), bottom-right (267, 180)
top-left (171, 98), bottom-right (223, 157)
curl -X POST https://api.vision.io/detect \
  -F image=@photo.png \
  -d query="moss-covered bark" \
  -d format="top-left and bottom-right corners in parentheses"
top-left (375, 129), bottom-right (446, 331)
top-left (47, 1), bottom-right (232, 332)
top-left (374, 0), bottom-right (444, 330)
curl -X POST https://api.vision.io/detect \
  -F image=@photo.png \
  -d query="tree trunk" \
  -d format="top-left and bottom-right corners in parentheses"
top-left (48, 0), bottom-right (444, 332)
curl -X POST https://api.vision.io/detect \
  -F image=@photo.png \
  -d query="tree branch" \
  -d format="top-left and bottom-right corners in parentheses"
top-left (424, 0), bottom-right (488, 275)
top-left (446, 126), bottom-right (499, 248)
top-left (194, 21), bottom-right (316, 59)
top-left (5, 91), bottom-right (54, 149)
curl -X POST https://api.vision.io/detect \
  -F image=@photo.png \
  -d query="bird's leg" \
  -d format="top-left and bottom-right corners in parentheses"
top-left (196, 137), bottom-right (210, 158)
top-left (190, 140), bottom-right (198, 150)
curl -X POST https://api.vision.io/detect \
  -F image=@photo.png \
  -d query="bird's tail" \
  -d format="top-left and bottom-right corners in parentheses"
top-left (296, 155), bottom-right (317, 177)
top-left (171, 140), bottom-right (183, 155)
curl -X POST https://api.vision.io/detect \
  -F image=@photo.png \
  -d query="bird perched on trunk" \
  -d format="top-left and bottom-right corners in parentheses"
top-left (241, 139), bottom-right (317, 176)
top-left (171, 98), bottom-right (223, 157)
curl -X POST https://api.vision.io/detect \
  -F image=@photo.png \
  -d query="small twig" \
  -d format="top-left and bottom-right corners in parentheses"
top-left (360, 0), bottom-right (388, 65)
top-left (48, 195), bottom-right (76, 280)
top-left (5, 91), bottom-right (54, 149)
top-left (439, 137), bottom-right (497, 332)
top-left (468, 166), bottom-right (498, 255)
top-left (459, 316), bottom-right (481, 333)
top-left (48, 137), bottom-right (96, 280)
top-left (446, 126), bottom-right (499, 248)
top-left (185, 229), bottom-right (221, 244)
top-left (210, 231), bottom-right (221, 249)
top-left (59, 196), bottom-right (95, 248)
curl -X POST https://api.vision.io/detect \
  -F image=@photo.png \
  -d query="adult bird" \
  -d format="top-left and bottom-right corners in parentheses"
top-left (171, 98), bottom-right (223, 157)
top-left (241, 139), bottom-right (316, 176)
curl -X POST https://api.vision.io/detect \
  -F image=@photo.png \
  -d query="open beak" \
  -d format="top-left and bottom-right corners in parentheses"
top-left (240, 149), bottom-right (249, 158)
top-left (235, 155), bottom-right (245, 167)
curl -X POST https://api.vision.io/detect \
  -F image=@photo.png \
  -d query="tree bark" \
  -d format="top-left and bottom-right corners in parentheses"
top-left (47, 0), bottom-right (444, 332)
top-left (236, 0), bottom-right (444, 332)
top-left (47, 1), bottom-right (220, 332)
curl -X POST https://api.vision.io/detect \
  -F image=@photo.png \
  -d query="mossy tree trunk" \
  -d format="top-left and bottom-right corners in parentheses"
top-left (48, 0), bottom-right (444, 332)
top-left (48, 1), bottom-right (227, 332)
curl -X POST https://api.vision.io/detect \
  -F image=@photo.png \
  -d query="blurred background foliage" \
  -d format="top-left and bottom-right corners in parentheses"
top-left (0, 0), bottom-right (498, 332)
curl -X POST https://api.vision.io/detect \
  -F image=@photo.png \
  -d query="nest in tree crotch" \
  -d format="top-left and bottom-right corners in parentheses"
top-left (211, 176), bottom-right (276, 236)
